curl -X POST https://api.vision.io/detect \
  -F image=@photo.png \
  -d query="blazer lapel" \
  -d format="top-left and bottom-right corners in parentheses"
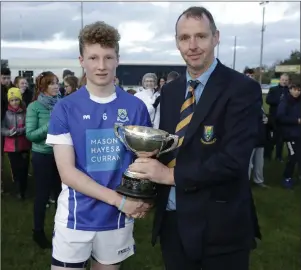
top-left (183, 62), bottom-right (229, 147)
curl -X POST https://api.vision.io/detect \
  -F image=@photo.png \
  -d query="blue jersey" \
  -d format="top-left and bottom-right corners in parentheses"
top-left (46, 86), bottom-right (151, 231)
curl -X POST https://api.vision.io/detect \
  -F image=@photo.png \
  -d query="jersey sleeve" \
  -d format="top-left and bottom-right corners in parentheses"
top-left (46, 101), bottom-right (73, 146)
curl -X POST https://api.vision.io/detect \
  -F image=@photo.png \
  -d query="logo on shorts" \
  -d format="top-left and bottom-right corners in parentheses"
top-left (117, 109), bottom-right (129, 123)
top-left (117, 246), bottom-right (131, 255)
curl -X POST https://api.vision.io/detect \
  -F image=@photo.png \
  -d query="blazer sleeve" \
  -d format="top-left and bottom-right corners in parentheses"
top-left (26, 103), bottom-right (49, 143)
top-left (175, 80), bottom-right (262, 190)
top-left (277, 99), bottom-right (299, 125)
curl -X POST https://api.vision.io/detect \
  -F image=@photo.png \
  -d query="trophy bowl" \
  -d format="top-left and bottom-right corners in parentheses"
top-left (114, 124), bottom-right (179, 199)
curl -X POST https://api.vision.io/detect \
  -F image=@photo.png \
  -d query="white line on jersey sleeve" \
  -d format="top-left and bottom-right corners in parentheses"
top-left (46, 133), bottom-right (74, 146)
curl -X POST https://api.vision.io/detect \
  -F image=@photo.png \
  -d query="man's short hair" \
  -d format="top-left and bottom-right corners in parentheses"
top-left (1, 67), bottom-right (11, 76)
top-left (243, 68), bottom-right (254, 75)
top-left (63, 69), bottom-right (74, 79)
top-left (175, 6), bottom-right (217, 35)
top-left (167, 71), bottom-right (180, 82)
top-left (280, 73), bottom-right (289, 78)
top-left (78, 21), bottom-right (120, 56)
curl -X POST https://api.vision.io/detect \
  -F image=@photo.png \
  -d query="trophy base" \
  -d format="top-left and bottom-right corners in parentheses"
top-left (116, 170), bottom-right (157, 200)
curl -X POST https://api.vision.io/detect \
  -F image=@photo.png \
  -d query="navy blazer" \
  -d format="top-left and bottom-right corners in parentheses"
top-left (152, 60), bottom-right (262, 260)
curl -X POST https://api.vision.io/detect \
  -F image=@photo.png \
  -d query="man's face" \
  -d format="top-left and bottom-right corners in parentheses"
top-left (176, 15), bottom-right (219, 72)
top-left (1, 75), bottom-right (11, 86)
top-left (279, 75), bottom-right (289, 87)
top-left (79, 43), bottom-right (119, 87)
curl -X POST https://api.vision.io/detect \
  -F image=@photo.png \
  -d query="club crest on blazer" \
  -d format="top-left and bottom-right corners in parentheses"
top-left (201, 125), bottom-right (217, 145)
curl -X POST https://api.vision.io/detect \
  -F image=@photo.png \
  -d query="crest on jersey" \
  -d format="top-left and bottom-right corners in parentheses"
top-left (201, 125), bottom-right (216, 145)
top-left (117, 109), bottom-right (129, 123)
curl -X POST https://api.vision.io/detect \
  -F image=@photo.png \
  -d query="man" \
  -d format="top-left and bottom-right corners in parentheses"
top-left (265, 73), bottom-right (290, 161)
top-left (166, 71), bottom-right (180, 83)
top-left (46, 21), bottom-right (151, 270)
top-left (1, 67), bottom-right (12, 192)
top-left (244, 68), bottom-right (268, 188)
top-left (129, 6), bottom-right (262, 270)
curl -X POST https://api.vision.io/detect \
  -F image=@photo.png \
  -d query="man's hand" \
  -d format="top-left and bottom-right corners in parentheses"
top-left (129, 158), bottom-right (174, 185)
top-left (130, 212), bottom-right (147, 219)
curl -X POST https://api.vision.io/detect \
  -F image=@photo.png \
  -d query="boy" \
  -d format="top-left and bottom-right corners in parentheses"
top-left (46, 21), bottom-right (152, 270)
top-left (277, 84), bottom-right (301, 188)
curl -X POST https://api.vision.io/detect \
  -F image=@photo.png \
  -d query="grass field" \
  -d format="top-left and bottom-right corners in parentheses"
top-left (1, 97), bottom-right (300, 269)
top-left (2, 154), bottom-right (300, 270)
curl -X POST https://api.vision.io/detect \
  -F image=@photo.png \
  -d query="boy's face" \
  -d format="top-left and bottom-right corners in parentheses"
top-left (289, 87), bottom-right (301, 98)
top-left (9, 98), bottom-right (21, 109)
top-left (1, 75), bottom-right (11, 86)
top-left (79, 43), bottom-right (119, 88)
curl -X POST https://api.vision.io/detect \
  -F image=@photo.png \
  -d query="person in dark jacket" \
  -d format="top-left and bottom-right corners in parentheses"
top-left (1, 67), bottom-right (12, 121)
top-left (166, 71), bottom-right (180, 83)
top-left (244, 69), bottom-right (268, 188)
top-left (1, 88), bottom-right (31, 199)
top-left (266, 73), bottom-right (290, 161)
top-left (277, 84), bottom-right (301, 188)
top-left (1, 67), bottom-right (13, 193)
top-left (248, 107), bottom-right (269, 187)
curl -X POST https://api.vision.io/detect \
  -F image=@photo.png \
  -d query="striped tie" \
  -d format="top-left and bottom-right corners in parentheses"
top-left (167, 80), bottom-right (200, 168)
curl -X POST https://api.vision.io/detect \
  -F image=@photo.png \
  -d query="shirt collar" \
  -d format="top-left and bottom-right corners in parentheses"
top-left (186, 58), bottom-right (218, 87)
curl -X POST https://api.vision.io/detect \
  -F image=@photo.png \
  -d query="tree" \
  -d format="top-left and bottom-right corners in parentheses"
top-left (279, 50), bottom-right (301, 65)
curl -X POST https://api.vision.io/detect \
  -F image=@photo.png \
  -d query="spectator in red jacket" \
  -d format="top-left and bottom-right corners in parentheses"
top-left (1, 87), bottom-right (31, 199)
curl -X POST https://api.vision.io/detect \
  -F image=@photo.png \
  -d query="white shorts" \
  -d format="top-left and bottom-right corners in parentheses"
top-left (52, 222), bottom-right (135, 266)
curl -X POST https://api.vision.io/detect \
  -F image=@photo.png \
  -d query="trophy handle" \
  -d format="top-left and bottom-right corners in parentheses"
top-left (157, 134), bottom-right (179, 157)
top-left (114, 123), bottom-right (125, 144)
top-left (114, 123), bottom-right (136, 153)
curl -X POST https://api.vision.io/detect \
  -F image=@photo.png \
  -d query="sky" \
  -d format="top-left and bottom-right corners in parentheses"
top-left (1, 1), bottom-right (300, 71)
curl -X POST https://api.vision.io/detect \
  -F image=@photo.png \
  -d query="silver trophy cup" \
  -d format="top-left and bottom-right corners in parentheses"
top-left (114, 123), bottom-right (179, 199)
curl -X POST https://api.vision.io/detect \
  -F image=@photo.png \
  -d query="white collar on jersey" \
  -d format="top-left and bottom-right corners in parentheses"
top-left (89, 92), bottom-right (117, 104)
